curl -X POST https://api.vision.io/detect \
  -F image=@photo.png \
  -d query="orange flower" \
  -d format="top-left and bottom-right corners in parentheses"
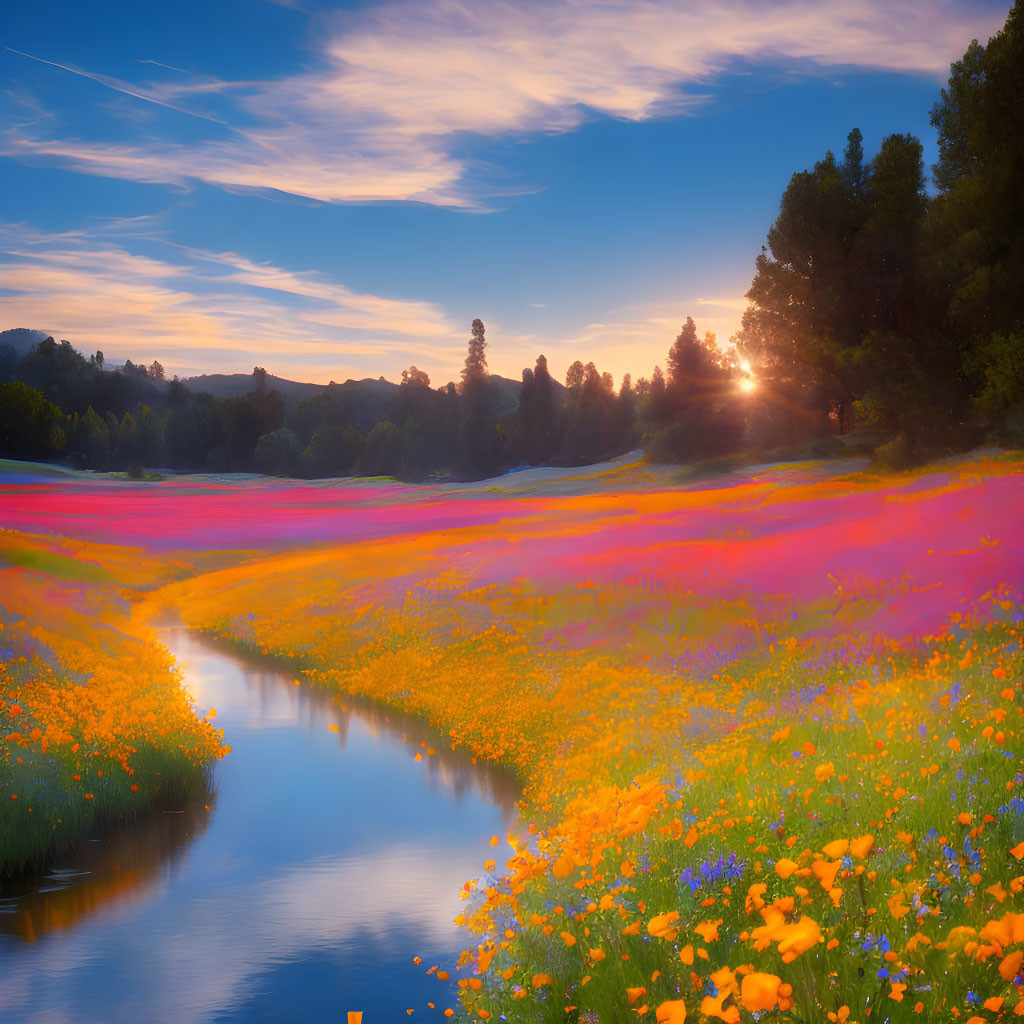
top-left (694, 919), bottom-right (722, 943)
top-left (740, 973), bottom-right (781, 1012)
top-left (888, 892), bottom-right (910, 919)
top-left (655, 999), bottom-right (687, 1023)
top-left (987, 882), bottom-right (1008, 903)
top-left (551, 854), bottom-right (575, 879)
top-left (775, 858), bottom-right (799, 879)
top-left (850, 834), bottom-right (874, 859)
top-left (701, 967), bottom-right (740, 1023)
top-left (647, 911), bottom-right (680, 941)
top-left (811, 859), bottom-right (841, 892)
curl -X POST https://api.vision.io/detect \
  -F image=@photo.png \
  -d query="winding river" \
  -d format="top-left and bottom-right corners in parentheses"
top-left (0, 628), bottom-right (519, 1023)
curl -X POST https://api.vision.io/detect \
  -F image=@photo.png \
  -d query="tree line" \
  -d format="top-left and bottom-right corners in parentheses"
top-left (1, 3), bottom-right (1021, 479)
top-left (737, 1), bottom-right (1024, 462)
top-left (0, 316), bottom-right (744, 480)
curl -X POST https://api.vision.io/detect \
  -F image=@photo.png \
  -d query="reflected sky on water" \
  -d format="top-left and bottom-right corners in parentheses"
top-left (0, 628), bottom-right (519, 1023)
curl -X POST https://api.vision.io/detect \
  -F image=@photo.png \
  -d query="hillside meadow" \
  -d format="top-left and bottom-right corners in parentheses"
top-left (2, 451), bottom-right (1023, 1022)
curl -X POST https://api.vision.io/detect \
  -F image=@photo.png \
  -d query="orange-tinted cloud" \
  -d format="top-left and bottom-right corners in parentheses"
top-left (0, 222), bottom-right (463, 382)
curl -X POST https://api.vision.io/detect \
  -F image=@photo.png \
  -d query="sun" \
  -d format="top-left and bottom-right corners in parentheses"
top-left (739, 375), bottom-right (757, 393)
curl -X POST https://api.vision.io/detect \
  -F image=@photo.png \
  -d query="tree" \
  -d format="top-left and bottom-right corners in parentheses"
top-left (565, 360), bottom-right (585, 391)
top-left (561, 361), bottom-right (618, 464)
top-left (0, 382), bottom-right (66, 458)
top-left (666, 319), bottom-right (727, 405)
top-left (929, 2), bottom-right (1024, 419)
top-left (359, 420), bottom-right (402, 477)
top-left (218, 387), bottom-right (285, 470)
top-left (861, 133), bottom-right (928, 337)
top-left (647, 365), bottom-right (667, 423)
top-left (70, 406), bottom-right (111, 469)
top-left (739, 127), bottom-right (938, 441)
top-left (0, 344), bottom-right (16, 382)
top-left (615, 373), bottom-right (639, 449)
top-left (306, 422), bottom-right (364, 477)
top-left (254, 427), bottom-right (303, 476)
top-left (646, 321), bottom-right (744, 462)
top-left (740, 147), bottom-right (861, 434)
top-left (457, 319), bottom-right (502, 477)
top-left (462, 320), bottom-right (487, 386)
top-left (965, 327), bottom-right (1024, 443)
top-left (402, 365), bottom-right (430, 389)
top-left (511, 354), bottom-right (560, 465)
top-left (840, 126), bottom-right (865, 197)
top-left (19, 336), bottom-right (94, 414)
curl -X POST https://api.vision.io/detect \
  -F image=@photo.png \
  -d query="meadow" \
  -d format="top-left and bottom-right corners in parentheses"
top-left (2, 451), bottom-right (1023, 1022)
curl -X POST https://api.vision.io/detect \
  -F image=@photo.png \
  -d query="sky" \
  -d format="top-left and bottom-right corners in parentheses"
top-left (0, 0), bottom-right (1012, 389)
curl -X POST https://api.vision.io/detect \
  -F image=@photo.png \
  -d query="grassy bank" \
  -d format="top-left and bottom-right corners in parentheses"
top-left (0, 532), bottom-right (227, 876)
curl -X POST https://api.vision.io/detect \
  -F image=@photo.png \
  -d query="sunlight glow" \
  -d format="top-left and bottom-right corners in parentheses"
top-left (739, 375), bottom-right (756, 393)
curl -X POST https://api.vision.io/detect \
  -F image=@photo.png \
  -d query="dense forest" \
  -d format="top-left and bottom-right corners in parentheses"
top-left (1, 2), bottom-right (1021, 481)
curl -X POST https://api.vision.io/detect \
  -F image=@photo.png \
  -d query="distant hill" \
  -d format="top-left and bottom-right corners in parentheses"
top-left (0, 328), bottom-right (49, 357)
top-left (180, 371), bottom-right (553, 418)
top-left (3, 329), bottom-right (561, 419)
top-left (182, 372), bottom-right (328, 403)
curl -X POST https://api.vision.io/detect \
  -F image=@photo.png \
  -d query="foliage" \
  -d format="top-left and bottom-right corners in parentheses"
top-left (0, 381), bottom-right (66, 459)
top-left (0, 534), bottom-right (227, 873)
top-left (254, 426), bottom-right (304, 476)
top-left (645, 319), bottom-right (745, 462)
top-left (930, 1), bottom-right (1024, 342)
top-left (966, 329), bottom-right (1024, 436)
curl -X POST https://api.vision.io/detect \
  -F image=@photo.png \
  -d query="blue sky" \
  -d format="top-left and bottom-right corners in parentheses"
top-left (0, 0), bottom-right (1011, 387)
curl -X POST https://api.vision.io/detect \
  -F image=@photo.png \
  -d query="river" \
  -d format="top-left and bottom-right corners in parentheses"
top-left (0, 627), bottom-right (519, 1022)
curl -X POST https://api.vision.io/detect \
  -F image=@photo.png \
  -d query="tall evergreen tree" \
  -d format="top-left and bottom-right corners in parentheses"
top-left (930, 2), bottom-right (1024, 344)
top-left (648, 321), bottom-right (743, 462)
top-left (457, 319), bottom-right (501, 478)
top-left (739, 127), bottom-right (938, 441)
top-left (515, 353), bottom-right (559, 465)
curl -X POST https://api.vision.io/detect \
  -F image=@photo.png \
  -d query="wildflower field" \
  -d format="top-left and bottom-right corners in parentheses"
top-left (2, 451), bottom-right (1024, 1022)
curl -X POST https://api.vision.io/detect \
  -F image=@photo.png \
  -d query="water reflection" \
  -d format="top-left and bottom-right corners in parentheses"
top-left (180, 627), bottom-right (521, 816)
top-left (0, 798), bottom-right (213, 942)
top-left (0, 627), bottom-right (520, 1023)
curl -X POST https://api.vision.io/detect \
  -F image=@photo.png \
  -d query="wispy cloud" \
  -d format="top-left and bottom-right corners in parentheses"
top-left (0, 222), bottom-right (463, 382)
top-left (4, 1), bottom-right (1006, 207)
top-left (543, 295), bottom-right (751, 385)
top-left (0, 219), bottom-right (747, 386)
